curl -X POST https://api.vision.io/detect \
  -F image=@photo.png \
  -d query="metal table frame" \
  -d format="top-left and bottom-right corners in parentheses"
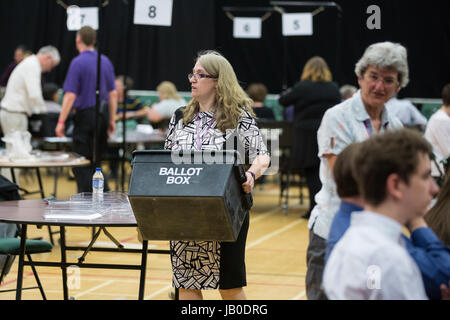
top-left (0, 200), bottom-right (176, 300)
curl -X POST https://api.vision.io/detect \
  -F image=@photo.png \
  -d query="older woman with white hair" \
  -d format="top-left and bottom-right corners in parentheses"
top-left (164, 50), bottom-right (270, 300)
top-left (305, 41), bottom-right (406, 300)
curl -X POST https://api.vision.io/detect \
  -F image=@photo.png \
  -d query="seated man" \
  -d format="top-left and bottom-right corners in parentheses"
top-left (115, 75), bottom-right (148, 122)
top-left (246, 83), bottom-right (275, 120)
top-left (323, 129), bottom-right (441, 299)
top-left (326, 139), bottom-right (450, 300)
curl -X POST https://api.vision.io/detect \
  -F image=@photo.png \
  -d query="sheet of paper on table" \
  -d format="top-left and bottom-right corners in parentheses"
top-left (43, 209), bottom-right (103, 220)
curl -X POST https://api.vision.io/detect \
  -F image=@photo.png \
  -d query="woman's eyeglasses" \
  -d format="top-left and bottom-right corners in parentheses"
top-left (365, 73), bottom-right (398, 88)
top-left (188, 73), bottom-right (217, 81)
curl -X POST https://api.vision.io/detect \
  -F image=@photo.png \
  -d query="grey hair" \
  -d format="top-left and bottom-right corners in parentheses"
top-left (38, 45), bottom-right (61, 65)
top-left (354, 42), bottom-right (409, 88)
top-left (339, 84), bottom-right (357, 100)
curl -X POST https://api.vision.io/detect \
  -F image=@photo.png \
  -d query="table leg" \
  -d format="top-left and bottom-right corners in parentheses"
top-left (52, 167), bottom-right (59, 197)
top-left (138, 240), bottom-right (148, 300)
top-left (59, 226), bottom-right (69, 300)
top-left (16, 224), bottom-right (27, 300)
top-left (10, 168), bottom-right (16, 184)
top-left (35, 168), bottom-right (45, 198)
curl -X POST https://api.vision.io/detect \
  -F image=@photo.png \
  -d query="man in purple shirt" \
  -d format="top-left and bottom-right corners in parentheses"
top-left (55, 26), bottom-right (117, 192)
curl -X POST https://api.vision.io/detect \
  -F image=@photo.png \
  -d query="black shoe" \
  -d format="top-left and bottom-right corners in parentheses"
top-left (302, 211), bottom-right (311, 219)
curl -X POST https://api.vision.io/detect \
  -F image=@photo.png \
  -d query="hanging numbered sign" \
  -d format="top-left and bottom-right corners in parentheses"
top-left (282, 13), bottom-right (313, 36)
top-left (67, 5), bottom-right (81, 31)
top-left (233, 17), bottom-right (262, 39)
top-left (134, 0), bottom-right (173, 26)
top-left (66, 6), bottom-right (99, 31)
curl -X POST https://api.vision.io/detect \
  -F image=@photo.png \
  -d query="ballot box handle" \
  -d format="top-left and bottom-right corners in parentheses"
top-left (236, 165), bottom-right (253, 211)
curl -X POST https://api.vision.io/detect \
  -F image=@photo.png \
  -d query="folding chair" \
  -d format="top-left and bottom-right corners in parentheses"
top-left (0, 237), bottom-right (53, 299)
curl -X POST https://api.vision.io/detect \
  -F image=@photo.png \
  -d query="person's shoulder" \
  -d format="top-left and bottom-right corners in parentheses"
top-left (431, 109), bottom-right (450, 122)
top-left (174, 106), bottom-right (186, 120)
top-left (72, 52), bottom-right (86, 62)
top-left (367, 234), bottom-right (409, 263)
top-left (18, 55), bottom-right (37, 69)
top-left (322, 98), bottom-right (349, 119)
top-left (239, 106), bottom-right (257, 120)
top-left (69, 53), bottom-right (85, 67)
top-left (101, 53), bottom-right (114, 64)
top-left (327, 227), bottom-right (367, 261)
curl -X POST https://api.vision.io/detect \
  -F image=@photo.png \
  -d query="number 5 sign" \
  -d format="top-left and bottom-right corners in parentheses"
top-left (282, 13), bottom-right (313, 36)
top-left (134, 0), bottom-right (173, 27)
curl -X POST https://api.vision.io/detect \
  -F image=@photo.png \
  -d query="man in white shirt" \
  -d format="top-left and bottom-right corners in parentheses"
top-left (0, 45), bottom-right (60, 135)
top-left (323, 129), bottom-right (439, 299)
top-left (424, 83), bottom-right (450, 179)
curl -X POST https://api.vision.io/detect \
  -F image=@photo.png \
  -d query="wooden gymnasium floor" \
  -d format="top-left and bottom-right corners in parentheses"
top-left (0, 166), bottom-right (309, 300)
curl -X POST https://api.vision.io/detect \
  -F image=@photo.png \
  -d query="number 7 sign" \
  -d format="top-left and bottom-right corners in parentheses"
top-left (134, 0), bottom-right (173, 27)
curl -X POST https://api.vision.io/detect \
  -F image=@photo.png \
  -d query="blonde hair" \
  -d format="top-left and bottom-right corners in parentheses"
top-left (300, 56), bottom-right (332, 82)
top-left (157, 81), bottom-right (181, 100)
top-left (183, 50), bottom-right (254, 132)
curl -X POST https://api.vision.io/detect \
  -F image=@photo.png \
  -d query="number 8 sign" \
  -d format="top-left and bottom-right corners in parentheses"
top-left (134, 0), bottom-right (173, 27)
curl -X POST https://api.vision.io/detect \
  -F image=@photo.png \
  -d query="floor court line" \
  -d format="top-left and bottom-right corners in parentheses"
top-left (250, 206), bottom-right (281, 223)
top-left (291, 290), bottom-right (306, 300)
top-left (33, 270), bottom-right (171, 282)
top-left (44, 289), bottom-right (137, 299)
top-left (72, 279), bottom-right (116, 299)
top-left (0, 272), bottom-right (34, 288)
top-left (37, 274), bottom-right (171, 285)
top-left (26, 274), bottom-right (305, 290)
top-left (144, 284), bottom-right (172, 300)
top-left (246, 219), bottom-right (305, 250)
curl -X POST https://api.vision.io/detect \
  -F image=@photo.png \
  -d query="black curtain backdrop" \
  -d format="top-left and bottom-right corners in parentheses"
top-left (0, 0), bottom-right (215, 92)
top-left (1, 0), bottom-right (449, 98)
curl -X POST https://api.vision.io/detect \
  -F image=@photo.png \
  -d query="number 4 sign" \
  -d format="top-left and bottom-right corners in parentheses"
top-left (134, 0), bottom-right (173, 27)
top-left (282, 13), bottom-right (313, 36)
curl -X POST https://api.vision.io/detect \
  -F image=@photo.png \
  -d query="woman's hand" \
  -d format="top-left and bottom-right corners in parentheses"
top-left (242, 171), bottom-right (255, 194)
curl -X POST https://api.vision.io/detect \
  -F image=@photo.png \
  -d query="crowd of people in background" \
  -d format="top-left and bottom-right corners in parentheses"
top-left (0, 30), bottom-right (449, 300)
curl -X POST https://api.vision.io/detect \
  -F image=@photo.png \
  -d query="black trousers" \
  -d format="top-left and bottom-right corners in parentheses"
top-left (71, 107), bottom-right (110, 193)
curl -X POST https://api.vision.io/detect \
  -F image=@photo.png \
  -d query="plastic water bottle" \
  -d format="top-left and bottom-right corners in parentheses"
top-left (92, 167), bottom-right (104, 195)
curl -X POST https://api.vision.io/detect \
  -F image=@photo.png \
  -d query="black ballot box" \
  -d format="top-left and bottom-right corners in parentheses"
top-left (128, 150), bottom-right (252, 242)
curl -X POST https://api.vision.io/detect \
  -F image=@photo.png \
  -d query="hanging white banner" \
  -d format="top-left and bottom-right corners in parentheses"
top-left (134, 0), bottom-right (173, 27)
top-left (282, 13), bottom-right (313, 36)
top-left (66, 6), bottom-right (98, 31)
top-left (233, 17), bottom-right (262, 39)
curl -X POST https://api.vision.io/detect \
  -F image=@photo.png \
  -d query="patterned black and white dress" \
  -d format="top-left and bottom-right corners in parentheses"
top-left (164, 107), bottom-right (269, 290)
